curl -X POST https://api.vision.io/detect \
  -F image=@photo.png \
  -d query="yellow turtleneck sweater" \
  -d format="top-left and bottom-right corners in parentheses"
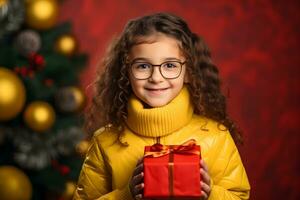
top-left (73, 87), bottom-right (250, 200)
top-left (126, 86), bottom-right (193, 138)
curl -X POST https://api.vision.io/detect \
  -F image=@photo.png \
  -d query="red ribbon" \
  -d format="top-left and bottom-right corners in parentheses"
top-left (144, 139), bottom-right (200, 158)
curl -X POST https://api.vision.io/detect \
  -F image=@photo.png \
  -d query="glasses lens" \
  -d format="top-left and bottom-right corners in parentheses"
top-left (131, 62), bottom-right (152, 79)
top-left (161, 61), bottom-right (181, 78)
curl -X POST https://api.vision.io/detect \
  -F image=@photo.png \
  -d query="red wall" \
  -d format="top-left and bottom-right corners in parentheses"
top-left (59, 1), bottom-right (300, 199)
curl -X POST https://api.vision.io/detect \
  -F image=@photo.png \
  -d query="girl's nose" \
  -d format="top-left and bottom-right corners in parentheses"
top-left (149, 67), bottom-right (164, 83)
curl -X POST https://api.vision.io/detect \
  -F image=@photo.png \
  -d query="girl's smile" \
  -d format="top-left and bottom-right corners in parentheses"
top-left (145, 87), bottom-right (170, 96)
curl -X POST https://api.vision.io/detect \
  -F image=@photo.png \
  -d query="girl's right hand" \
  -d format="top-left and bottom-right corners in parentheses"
top-left (129, 158), bottom-right (144, 200)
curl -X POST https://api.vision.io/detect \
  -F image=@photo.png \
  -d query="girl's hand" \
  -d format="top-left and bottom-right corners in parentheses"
top-left (200, 159), bottom-right (211, 199)
top-left (129, 158), bottom-right (144, 200)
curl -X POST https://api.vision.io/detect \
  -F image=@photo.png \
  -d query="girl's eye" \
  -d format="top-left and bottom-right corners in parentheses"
top-left (134, 63), bottom-right (151, 70)
top-left (139, 64), bottom-right (150, 69)
top-left (163, 62), bottom-right (179, 69)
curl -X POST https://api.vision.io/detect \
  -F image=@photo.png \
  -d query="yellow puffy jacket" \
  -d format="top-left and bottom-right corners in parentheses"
top-left (73, 87), bottom-right (250, 199)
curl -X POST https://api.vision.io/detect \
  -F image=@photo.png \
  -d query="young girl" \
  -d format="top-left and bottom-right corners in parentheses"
top-left (73, 13), bottom-right (250, 200)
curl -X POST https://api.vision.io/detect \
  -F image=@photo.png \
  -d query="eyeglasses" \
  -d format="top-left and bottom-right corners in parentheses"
top-left (130, 61), bottom-right (186, 80)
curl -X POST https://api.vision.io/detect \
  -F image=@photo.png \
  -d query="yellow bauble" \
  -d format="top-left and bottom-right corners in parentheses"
top-left (0, 166), bottom-right (32, 200)
top-left (62, 181), bottom-right (76, 200)
top-left (0, 0), bottom-right (8, 7)
top-left (24, 101), bottom-right (55, 132)
top-left (25, 0), bottom-right (58, 30)
top-left (76, 140), bottom-right (90, 156)
top-left (0, 67), bottom-right (26, 121)
top-left (55, 34), bottom-right (77, 56)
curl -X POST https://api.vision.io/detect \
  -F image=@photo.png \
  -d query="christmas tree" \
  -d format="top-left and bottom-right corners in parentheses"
top-left (0, 0), bottom-right (90, 199)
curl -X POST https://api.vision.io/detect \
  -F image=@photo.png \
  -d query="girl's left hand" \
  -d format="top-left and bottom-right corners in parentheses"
top-left (200, 159), bottom-right (211, 199)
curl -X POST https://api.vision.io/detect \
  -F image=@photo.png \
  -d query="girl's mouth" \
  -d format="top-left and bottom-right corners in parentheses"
top-left (145, 88), bottom-right (169, 95)
top-left (146, 88), bottom-right (168, 91)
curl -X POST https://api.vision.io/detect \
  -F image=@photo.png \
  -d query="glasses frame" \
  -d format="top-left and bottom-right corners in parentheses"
top-left (129, 60), bottom-right (186, 80)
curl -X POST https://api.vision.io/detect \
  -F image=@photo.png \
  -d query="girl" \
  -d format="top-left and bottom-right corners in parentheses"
top-left (74, 13), bottom-right (250, 200)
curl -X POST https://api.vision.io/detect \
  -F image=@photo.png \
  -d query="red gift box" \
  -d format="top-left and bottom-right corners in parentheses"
top-left (143, 139), bottom-right (201, 200)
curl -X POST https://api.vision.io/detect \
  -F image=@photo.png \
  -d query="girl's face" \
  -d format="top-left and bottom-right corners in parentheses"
top-left (128, 34), bottom-right (188, 108)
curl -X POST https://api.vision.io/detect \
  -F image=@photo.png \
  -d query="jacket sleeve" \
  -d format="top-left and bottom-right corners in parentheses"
top-left (208, 131), bottom-right (251, 200)
top-left (73, 137), bottom-right (133, 200)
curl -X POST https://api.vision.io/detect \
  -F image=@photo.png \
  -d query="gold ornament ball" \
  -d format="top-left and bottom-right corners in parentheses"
top-left (55, 34), bottom-right (77, 56)
top-left (25, 0), bottom-right (58, 30)
top-left (62, 181), bottom-right (77, 199)
top-left (0, 166), bottom-right (32, 200)
top-left (0, 67), bottom-right (26, 121)
top-left (24, 101), bottom-right (55, 132)
top-left (76, 140), bottom-right (91, 156)
top-left (0, 0), bottom-right (8, 8)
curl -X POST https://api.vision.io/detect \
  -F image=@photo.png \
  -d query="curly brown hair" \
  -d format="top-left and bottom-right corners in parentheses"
top-left (85, 12), bottom-right (243, 144)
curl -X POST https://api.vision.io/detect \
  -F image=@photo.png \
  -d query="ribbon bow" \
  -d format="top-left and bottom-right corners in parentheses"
top-left (144, 139), bottom-right (200, 158)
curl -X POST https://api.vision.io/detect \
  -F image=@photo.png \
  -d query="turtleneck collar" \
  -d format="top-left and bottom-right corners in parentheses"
top-left (125, 86), bottom-right (194, 137)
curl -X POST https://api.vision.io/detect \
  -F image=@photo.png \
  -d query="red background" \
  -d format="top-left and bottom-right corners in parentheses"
top-left (59, 0), bottom-right (300, 199)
